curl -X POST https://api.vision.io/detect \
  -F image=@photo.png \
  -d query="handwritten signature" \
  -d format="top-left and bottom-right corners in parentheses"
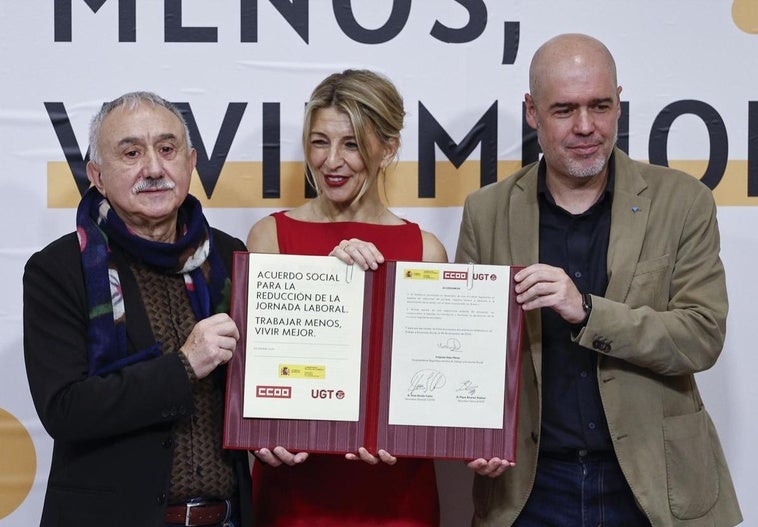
top-left (456, 380), bottom-right (479, 396)
top-left (437, 338), bottom-right (462, 352)
top-left (407, 369), bottom-right (446, 396)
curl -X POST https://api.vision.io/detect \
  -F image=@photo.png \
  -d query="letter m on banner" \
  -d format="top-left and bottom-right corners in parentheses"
top-left (54, 0), bottom-right (137, 42)
top-left (418, 102), bottom-right (498, 198)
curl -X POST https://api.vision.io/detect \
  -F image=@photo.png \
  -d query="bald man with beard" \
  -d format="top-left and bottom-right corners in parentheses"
top-left (457, 34), bottom-right (742, 527)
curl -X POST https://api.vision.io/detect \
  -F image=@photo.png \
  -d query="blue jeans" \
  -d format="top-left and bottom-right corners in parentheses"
top-left (513, 451), bottom-right (651, 527)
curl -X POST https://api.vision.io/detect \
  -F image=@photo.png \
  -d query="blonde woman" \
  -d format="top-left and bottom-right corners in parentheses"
top-left (247, 69), bottom-right (446, 526)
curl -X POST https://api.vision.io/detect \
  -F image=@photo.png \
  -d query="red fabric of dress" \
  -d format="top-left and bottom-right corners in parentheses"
top-left (252, 211), bottom-right (440, 527)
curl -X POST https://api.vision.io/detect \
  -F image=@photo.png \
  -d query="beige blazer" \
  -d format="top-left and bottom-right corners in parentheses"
top-left (456, 148), bottom-right (742, 527)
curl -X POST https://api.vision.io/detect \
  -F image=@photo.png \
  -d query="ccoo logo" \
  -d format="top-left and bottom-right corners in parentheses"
top-left (257, 385), bottom-right (292, 398)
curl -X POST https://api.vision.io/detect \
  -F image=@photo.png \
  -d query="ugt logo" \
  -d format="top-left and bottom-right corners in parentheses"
top-left (311, 389), bottom-right (345, 399)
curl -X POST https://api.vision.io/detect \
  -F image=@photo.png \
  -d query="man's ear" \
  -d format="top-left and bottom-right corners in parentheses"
top-left (189, 147), bottom-right (197, 173)
top-left (524, 93), bottom-right (538, 130)
top-left (86, 160), bottom-right (105, 194)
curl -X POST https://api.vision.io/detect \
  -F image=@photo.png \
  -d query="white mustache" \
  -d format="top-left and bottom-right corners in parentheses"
top-left (131, 179), bottom-right (176, 194)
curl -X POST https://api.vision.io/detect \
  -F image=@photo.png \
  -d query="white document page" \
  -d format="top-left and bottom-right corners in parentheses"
top-left (388, 262), bottom-right (510, 428)
top-left (243, 254), bottom-right (366, 421)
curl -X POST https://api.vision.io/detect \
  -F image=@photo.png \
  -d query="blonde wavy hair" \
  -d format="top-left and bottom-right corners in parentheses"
top-left (302, 69), bottom-right (405, 199)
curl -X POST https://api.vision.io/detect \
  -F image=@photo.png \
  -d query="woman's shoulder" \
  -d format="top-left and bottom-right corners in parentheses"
top-left (246, 214), bottom-right (280, 253)
top-left (420, 229), bottom-right (448, 263)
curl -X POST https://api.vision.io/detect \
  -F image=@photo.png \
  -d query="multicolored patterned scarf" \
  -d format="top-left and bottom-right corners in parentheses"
top-left (76, 187), bottom-right (231, 376)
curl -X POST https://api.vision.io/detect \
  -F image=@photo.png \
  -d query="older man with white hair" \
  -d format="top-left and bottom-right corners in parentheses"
top-left (24, 91), bottom-right (251, 527)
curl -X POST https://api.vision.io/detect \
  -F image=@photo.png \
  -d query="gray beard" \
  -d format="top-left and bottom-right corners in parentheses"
top-left (567, 156), bottom-right (607, 178)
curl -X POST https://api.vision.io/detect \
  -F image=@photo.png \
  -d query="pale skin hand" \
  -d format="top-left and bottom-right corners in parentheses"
top-left (345, 447), bottom-right (397, 465)
top-left (514, 263), bottom-right (585, 324)
top-left (253, 447), bottom-right (309, 467)
top-left (329, 232), bottom-right (448, 270)
top-left (467, 457), bottom-right (515, 477)
top-left (329, 238), bottom-right (385, 270)
top-left (467, 263), bottom-right (585, 477)
top-left (252, 446), bottom-right (396, 466)
top-left (179, 313), bottom-right (240, 379)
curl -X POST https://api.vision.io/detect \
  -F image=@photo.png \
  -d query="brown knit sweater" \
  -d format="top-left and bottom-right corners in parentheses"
top-left (131, 262), bottom-right (236, 503)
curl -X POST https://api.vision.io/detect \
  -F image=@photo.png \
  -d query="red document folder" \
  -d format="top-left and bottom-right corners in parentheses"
top-left (224, 252), bottom-right (524, 461)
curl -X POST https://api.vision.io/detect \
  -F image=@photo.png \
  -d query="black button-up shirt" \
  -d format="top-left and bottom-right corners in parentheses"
top-left (537, 156), bottom-right (615, 454)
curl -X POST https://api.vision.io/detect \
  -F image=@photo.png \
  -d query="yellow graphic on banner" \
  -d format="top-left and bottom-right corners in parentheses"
top-left (46, 160), bottom-right (517, 208)
top-left (0, 408), bottom-right (36, 518)
top-left (403, 269), bottom-right (440, 280)
top-left (279, 364), bottom-right (326, 379)
top-left (47, 159), bottom-right (758, 207)
top-left (732, 0), bottom-right (758, 33)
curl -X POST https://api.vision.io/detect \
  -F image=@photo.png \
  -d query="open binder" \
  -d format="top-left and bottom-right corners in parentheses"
top-left (224, 252), bottom-right (524, 461)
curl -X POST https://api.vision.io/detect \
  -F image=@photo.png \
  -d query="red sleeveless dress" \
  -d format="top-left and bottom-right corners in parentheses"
top-left (251, 211), bottom-right (440, 527)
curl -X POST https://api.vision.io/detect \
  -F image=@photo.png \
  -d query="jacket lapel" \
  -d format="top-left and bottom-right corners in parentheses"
top-left (508, 166), bottom-right (543, 383)
top-left (605, 149), bottom-right (650, 302)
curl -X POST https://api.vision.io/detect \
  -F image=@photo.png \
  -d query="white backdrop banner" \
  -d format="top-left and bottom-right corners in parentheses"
top-left (1, 1), bottom-right (756, 525)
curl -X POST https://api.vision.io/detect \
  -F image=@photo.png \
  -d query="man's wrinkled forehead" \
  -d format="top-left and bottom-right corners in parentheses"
top-left (100, 103), bottom-right (188, 145)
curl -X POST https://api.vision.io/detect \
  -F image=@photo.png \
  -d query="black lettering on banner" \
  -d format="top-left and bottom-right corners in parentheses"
top-left (333, 0), bottom-right (411, 44)
top-left (47, 97), bottom-right (743, 202)
top-left (649, 100), bottom-right (728, 190)
top-left (44, 102), bottom-right (90, 196)
top-left (501, 21), bottom-right (520, 65)
top-left (418, 102), bottom-right (497, 197)
top-left (748, 101), bottom-right (757, 197)
top-left (430, 0), bottom-right (486, 43)
top-left (617, 101), bottom-right (630, 155)
top-left (241, 0), bottom-right (309, 43)
top-left (520, 101), bottom-right (630, 166)
top-left (175, 102), bottom-right (248, 199)
top-left (165, 0), bottom-right (218, 42)
top-left (263, 102), bottom-right (281, 198)
top-left (54, 0), bottom-right (136, 42)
